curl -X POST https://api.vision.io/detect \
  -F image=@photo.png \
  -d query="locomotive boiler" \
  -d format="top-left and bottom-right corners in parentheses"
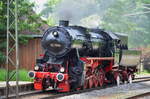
top-left (28, 20), bottom-right (141, 92)
top-left (41, 20), bottom-right (116, 58)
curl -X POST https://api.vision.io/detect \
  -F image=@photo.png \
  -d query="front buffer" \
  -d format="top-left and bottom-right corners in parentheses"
top-left (28, 71), bottom-right (70, 92)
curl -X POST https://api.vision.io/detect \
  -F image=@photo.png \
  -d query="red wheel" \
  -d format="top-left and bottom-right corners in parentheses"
top-left (98, 69), bottom-right (104, 87)
top-left (128, 74), bottom-right (132, 84)
top-left (116, 74), bottom-right (120, 86)
top-left (93, 74), bottom-right (99, 87)
top-left (84, 79), bottom-right (88, 89)
top-left (89, 78), bottom-right (93, 88)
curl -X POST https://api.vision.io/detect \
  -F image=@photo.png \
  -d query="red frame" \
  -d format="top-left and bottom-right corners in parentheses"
top-left (33, 56), bottom-right (137, 92)
top-left (34, 72), bottom-right (69, 92)
top-left (80, 57), bottom-right (114, 71)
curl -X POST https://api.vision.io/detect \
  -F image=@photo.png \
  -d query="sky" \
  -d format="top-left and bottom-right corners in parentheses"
top-left (30, 0), bottom-right (48, 14)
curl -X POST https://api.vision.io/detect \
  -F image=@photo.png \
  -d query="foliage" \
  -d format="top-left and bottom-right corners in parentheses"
top-left (0, 52), bottom-right (5, 63)
top-left (18, 34), bottom-right (33, 45)
top-left (18, 69), bottom-right (33, 81)
top-left (0, 40), bottom-right (6, 63)
top-left (136, 69), bottom-right (150, 75)
top-left (18, 0), bottom-right (44, 32)
top-left (101, 1), bottom-right (135, 31)
top-left (41, 0), bottom-right (62, 18)
top-left (41, 0), bottom-right (62, 25)
top-left (138, 0), bottom-right (150, 4)
top-left (0, 0), bottom-right (7, 31)
top-left (99, 0), bottom-right (150, 48)
top-left (0, 69), bottom-right (6, 81)
top-left (0, 0), bottom-right (45, 63)
top-left (46, 15), bottom-right (56, 26)
top-left (0, 0), bottom-right (44, 32)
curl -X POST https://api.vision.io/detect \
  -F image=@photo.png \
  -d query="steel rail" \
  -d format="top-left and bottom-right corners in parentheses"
top-left (126, 92), bottom-right (150, 99)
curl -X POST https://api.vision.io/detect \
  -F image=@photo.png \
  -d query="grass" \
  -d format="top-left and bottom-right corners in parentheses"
top-left (0, 69), bottom-right (33, 81)
top-left (0, 69), bottom-right (6, 81)
top-left (19, 69), bottom-right (33, 81)
top-left (136, 69), bottom-right (150, 75)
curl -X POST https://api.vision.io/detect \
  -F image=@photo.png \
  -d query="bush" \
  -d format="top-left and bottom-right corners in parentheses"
top-left (0, 51), bottom-right (6, 63)
top-left (0, 69), bottom-right (33, 81)
top-left (0, 69), bottom-right (6, 81)
top-left (19, 69), bottom-right (33, 81)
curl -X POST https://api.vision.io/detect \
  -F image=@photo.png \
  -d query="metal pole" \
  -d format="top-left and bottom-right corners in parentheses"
top-left (6, 0), bottom-right (19, 98)
top-left (15, 0), bottom-right (19, 98)
top-left (6, 0), bottom-right (10, 98)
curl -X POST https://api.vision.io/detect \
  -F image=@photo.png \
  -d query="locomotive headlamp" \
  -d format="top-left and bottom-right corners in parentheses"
top-left (28, 71), bottom-right (35, 78)
top-left (56, 73), bottom-right (64, 82)
top-left (34, 66), bottom-right (39, 71)
top-left (60, 67), bottom-right (65, 73)
top-left (52, 31), bottom-right (59, 37)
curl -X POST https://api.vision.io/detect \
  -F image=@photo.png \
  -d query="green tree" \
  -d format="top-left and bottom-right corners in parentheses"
top-left (100, 0), bottom-right (150, 47)
top-left (0, 0), bottom-right (45, 64)
top-left (0, 0), bottom-right (45, 33)
top-left (41, 0), bottom-right (62, 26)
top-left (41, 0), bottom-right (61, 18)
top-left (0, 0), bottom-right (7, 31)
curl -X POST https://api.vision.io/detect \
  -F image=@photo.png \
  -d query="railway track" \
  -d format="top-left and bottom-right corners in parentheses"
top-left (19, 84), bottom-right (114, 99)
top-left (1, 76), bottom-right (150, 99)
top-left (2, 84), bottom-right (113, 99)
top-left (126, 92), bottom-right (150, 99)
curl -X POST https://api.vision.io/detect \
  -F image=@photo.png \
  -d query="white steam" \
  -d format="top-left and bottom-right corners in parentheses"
top-left (54, 0), bottom-right (115, 27)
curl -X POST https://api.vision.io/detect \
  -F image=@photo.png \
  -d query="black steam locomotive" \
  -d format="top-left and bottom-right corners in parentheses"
top-left (29, 20), bottom-right (140, 92)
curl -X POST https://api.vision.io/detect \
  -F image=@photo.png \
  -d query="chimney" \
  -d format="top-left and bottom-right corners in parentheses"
top-left (59, 20), bottom-right (69, 27)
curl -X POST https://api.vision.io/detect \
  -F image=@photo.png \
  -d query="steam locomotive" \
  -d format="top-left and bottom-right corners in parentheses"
top-left (29, 20), bottom-right (141, 92)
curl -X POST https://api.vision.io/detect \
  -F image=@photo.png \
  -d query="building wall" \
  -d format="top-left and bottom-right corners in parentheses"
top-left (19, 38), bottom-right (43, 70)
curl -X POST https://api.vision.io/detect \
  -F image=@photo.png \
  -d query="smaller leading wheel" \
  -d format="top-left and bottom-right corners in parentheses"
top-left (116, 75), bottom-right (120, 86)
top-left (128, 74), bottom-right (132, 84)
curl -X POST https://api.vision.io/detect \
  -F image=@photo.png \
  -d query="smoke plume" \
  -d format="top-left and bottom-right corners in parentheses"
top-left (54, 0), bottom-right (115, 25)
